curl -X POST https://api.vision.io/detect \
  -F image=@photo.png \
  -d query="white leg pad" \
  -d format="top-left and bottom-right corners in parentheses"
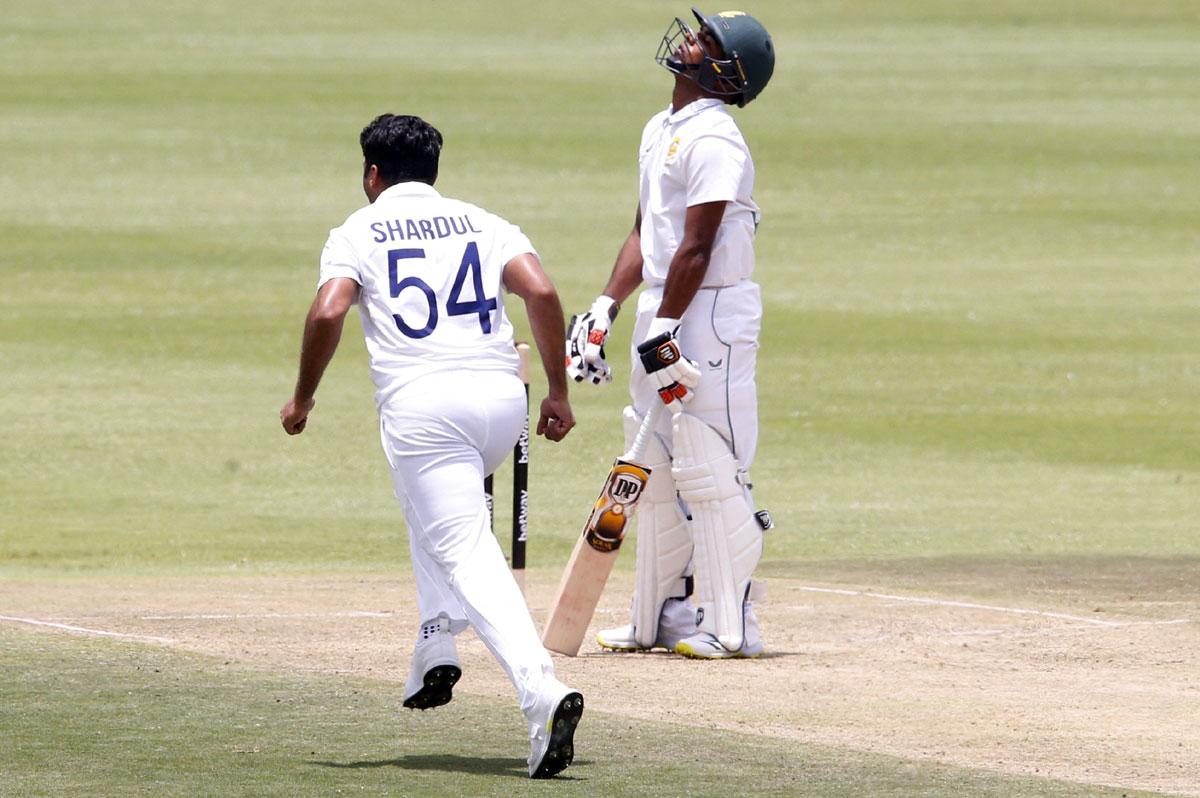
top-left (670, 411), bottom-right (762, 652)
top-left (623, 406), bottom-right (693, 649)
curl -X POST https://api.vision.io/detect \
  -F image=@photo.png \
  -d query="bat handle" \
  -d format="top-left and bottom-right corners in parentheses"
top-left (625, 401), bottom-right (664, 462)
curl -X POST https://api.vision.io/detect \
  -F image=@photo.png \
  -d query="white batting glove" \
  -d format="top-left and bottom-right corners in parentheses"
top-left (565, 295), bottom-right (618, 385)
top-left (636, 321), bottom-right (701, 406)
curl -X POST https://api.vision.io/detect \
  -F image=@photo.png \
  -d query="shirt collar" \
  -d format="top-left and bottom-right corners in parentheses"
top-left (377, 181), bottom-right (441, 200)
top-left (665, 97), bottom-right (725, 125)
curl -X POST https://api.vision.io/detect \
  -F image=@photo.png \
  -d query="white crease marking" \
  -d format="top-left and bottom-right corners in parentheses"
top-left (0, 614), bottom-right (175, 644)
top-left (792, 586), bottom-right (1192, 628)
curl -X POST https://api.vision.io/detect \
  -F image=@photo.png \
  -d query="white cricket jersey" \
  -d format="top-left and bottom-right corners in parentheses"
top-left (637, 98), bottom-right (759, 288)
top-left (317, 182), bottom-right (533, 406)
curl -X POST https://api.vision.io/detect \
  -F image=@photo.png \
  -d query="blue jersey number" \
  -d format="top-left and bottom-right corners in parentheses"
top-left (388, 243), bottom-right (497, 339)
top-left (387, 249), bottom-right (437, 338)
top-left (447, 242), bottom-right (498, 333)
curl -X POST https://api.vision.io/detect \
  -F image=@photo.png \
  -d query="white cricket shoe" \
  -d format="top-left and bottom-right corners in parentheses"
top-left (527, 679), bottom-right (584, 779)
top-left (596, 597), bottom-right (697, 652)
top-left (402, 613), bottom-right (461, 710)
top-left (674, 602), bottom-right (764, 660)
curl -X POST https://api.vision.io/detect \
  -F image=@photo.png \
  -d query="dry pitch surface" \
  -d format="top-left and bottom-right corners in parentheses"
top-left (2, 567), bottom-right (1196, 796)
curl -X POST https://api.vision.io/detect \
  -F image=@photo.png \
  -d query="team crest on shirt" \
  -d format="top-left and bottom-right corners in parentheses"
top-left (666, 136), bottom-right (681, 163)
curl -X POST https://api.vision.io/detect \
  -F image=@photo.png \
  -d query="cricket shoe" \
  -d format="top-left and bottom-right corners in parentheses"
top-left (596, 597), bottom-right (697, 652)
top-left (402, 613), bottom-right (461, 710)
top-left (527, 680), bottom-right (584, 779)
top-left (596, 624), bottom-right (681, 652)
top-left (674, 632), bottom-right (763, 659)
top-left (674, 602), bottom-right (764, 660)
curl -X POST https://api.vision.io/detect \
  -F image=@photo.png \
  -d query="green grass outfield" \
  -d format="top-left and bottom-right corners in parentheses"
top-left (1, 0), bottom-right (1197, 795)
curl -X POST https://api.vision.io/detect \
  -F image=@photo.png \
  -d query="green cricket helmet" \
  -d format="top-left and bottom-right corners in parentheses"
top-left (656, 7), bottom-right (775, 107)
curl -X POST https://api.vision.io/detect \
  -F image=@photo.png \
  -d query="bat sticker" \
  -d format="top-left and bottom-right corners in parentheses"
top-left (583, 460), bottom-right (652, 552)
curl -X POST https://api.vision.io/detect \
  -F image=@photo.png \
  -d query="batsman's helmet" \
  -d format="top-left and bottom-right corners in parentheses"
top-left (656, 7), bottom-right (775, 107)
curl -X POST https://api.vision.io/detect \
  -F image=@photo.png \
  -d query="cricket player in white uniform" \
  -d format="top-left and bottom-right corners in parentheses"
top-left (566, 8), bottom-right (776, 659)
top-left (281, 114), bottom-right (583, 778)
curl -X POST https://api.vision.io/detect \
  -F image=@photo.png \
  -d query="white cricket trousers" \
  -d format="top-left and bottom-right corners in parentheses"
top-left (379, 369), bottom-right (555, 717)
top-left (630, 280), bottom-right (762, 470)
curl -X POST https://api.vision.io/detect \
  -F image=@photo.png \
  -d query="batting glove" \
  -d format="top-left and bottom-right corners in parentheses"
top-left (565, 295), bottom-right (618, 385)
top-left (636, 323), bottom-right (701, 406)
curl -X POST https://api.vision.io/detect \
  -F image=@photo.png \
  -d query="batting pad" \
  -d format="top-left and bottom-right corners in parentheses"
top-left (670, 411), bottom-right (762, 652)
top-left (623, 406), bottom-right (693, 648)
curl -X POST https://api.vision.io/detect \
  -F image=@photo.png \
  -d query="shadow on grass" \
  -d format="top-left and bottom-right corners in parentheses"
top-left (310, 754), bottom-right (590, 780)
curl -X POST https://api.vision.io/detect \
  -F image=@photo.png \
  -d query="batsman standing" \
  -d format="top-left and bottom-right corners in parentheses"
top-left (566, 8), bottom-right (775, 659)
top-left (281, 114), bottom-right (583, 778)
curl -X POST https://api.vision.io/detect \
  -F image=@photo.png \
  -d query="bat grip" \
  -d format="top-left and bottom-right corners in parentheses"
top-left (625, 401), bottom-right (664, 462)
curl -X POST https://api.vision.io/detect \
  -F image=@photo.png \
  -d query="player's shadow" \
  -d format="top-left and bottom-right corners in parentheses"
top-left (311, 754), bottom-right (588, 780)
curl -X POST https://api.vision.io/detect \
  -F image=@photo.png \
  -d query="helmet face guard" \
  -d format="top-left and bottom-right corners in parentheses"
top-left (655, 16), bottom-right (748, 104)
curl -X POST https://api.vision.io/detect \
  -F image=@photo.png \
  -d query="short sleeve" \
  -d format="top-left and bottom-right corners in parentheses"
top-left (493, 218), bottom-right (538, 266)
top-left (317, 228), bottom-right (362, 289)
top-left (683, 134), bottom-right (747, 207)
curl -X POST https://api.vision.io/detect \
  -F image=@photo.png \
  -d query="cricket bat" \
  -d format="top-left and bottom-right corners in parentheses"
top-left (542, 402), bottom-right (663, 656)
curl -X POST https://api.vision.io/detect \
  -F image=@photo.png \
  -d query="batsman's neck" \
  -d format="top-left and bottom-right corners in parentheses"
top-left (671, 73), bottom-right (715, 113)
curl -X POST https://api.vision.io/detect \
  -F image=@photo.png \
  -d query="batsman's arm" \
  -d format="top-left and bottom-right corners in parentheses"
top-left (656, 200), bottom-right (725, 319)
top-left (599, 205), bottom-right (646, 308)
top-left (564, 205), bottom-right (647, 386)
top-left (502, 253), bottom-right (575, 442)
top-left (280, 277), bottom-right (359, 435)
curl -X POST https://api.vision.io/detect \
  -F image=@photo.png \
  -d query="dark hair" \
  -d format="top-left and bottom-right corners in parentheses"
top-left (359, 114), bottom-right (443, 186)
